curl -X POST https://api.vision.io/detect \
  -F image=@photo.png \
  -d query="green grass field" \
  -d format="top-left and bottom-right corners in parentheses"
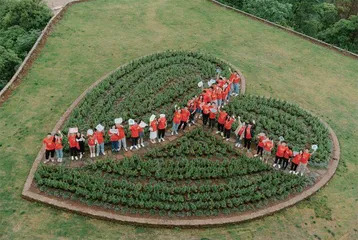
top-left (0, 0), bottom-right (357, 239)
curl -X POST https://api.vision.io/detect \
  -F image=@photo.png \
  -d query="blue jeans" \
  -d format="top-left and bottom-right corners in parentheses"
top-left (111, 141), bottom-right (119, 151)
top-left (217, 99), bottom-right (222, 107)
top-left (55, 149), bottom-right (63, 158)
top-left (172, 123), bottom-right (179, 132)
top-left (233, 83), bottom-right (240, 94)
top-left (96, 143), bottom-right (105, 155)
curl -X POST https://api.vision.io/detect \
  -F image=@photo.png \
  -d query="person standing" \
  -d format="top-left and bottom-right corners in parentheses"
top-left (76, 132), bottom-right (85, 159)
top-left (224, 115), bottom-right (236, 141)
top-left (263, 137), bottom-right (274, 163)
top-left (229, 69), bottom-right (240, 96)
top-left (282, 146), bottom-right (293, 170)
top-left (195, 95), bottom-right (204, 119)
top-left (188, 102), bottom-right (196, 126)
top-left (149, 115), bottom-right (158, 143)
top-left (208, 103), bottom-right (218, 129)
top-left (202, 102), bottom-right (211, 126)
top-left (116, 120), bottom-right (128, 152)
top-left (178, 106), bottom-right (190, 132)
top-left (158, 114), bottom-right (167, 142)
top-left (94, 128), bottom-right (105, 156)
top-left (68, 132), bottom-right (78, 160)
top-left (254, 133), bottom-right (266, 159)
top-left (172, 108), bottom-right (181, 135)
top-left (290, 150), bottom-right (302, 174)
top-left (297, 148), bottom-right (313, 176)
top-left (273, 141), bottom-right (287, 168)
top-left (216, 108), bottom-right (228, 136)
top-left (43, 133), bottom-right (55, 163)
top-left (234, 119), bottom-right (245, 147)
top-left (129, 119), bottom-right (139, 150)
top-left (54, 131), bottom-right (64, 163)
top-left (244, 122), bottom-right (255, 152)
top-left (87, 130), bottom-right (96, 157)
top-left (108, 126), bottom-right (120, 152)
top-left (137, 119), bottom-right (145, 148)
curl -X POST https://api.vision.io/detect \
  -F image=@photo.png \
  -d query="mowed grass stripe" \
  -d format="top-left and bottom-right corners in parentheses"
top-left (0, 0), bottom-right (357, 239)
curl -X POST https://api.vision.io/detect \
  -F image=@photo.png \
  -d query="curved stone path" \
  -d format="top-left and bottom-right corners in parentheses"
top-left (44, 0), bottom-right (76, 13)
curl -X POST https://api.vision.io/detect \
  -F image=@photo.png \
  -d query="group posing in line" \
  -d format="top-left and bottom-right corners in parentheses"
top-left (42, 70), bottom-right (314, 176)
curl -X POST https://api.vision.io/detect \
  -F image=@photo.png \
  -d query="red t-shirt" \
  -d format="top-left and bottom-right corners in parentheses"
top-left (224, 118), bottom-right (235, 130)
top-left (173, 111), bottom-right (181, 124)
top-left (238, 126), bottom-right (245, 136)
top-left (55, 137), bottom-right (63, 150)
top-left (181, 109), bottom-right (190, 122)
top-left (43, 137), bottom-right (55, 150)
top-left (292, 154), bottom-right (302, 164)
top-left (229, 73), bottom-right (236, 83)
top-left (68, 135), bottom-right (78, 148)
top-left (276, 144), bottom-right (287, 157)
top-left (258, 136), bottom-right (266, 147)
top-left (88, 135), bottom-right (95, 146)
top-left (233, 74), bottom-right (241, 84)
top-left (203, 93), bottom-right (211, 103)
top-left (264, 141), bottom-right (273, 152)
top-left (209, 107), bottom-right (217, 119)
top-left (284, 149), bottom-right (293, 159)
top-left (117, 126), bottom-right (125, 139)
top-left (95, 132), bottom-right (104, 144)
top-left (301, 152), bottom-right (311, 164)
top-left (150, 120), bottom-right (157, 131)
top-left (218, 111), bottom-right (228, 124)
top-left (158, 118), bottom-right (167, 130)
top-left (202, 105), bottom-right (210, 114)
top-left (108, 130), bottom-right (120, 141)
top-left (245, 126), bottom-right (252, 139)
top-left (130, 124), bottom-right (139, 138)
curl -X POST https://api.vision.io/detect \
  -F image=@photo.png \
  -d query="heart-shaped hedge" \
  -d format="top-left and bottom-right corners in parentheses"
top-left (31, 51), bottom-right (332, 222)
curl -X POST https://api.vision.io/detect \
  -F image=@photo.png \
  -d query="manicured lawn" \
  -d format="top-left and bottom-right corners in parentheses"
top-left (0, 0), bottom-right (357, 239)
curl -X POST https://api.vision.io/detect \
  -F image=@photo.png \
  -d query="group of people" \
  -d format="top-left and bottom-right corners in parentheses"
top-left (42, 69), bottom-right (313, 176)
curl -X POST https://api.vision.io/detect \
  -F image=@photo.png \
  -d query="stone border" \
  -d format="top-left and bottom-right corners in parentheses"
top-left (210, 0), bottom-right (358, 60)
top-left (21, 53), bottom-right (339, 227)
top-left (0, 0), bottom-right (88, 106)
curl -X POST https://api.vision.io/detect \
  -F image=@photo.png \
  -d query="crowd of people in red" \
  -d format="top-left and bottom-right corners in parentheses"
top-left (42, 70), bottom-right (313, 175)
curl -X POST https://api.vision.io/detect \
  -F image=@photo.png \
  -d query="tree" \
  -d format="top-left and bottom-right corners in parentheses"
top-left (318, 14), bottom-right (358, 52)
top-left (243, 0), bottom-right (293, 26)
top-left (0, 46), bottom-right (21, 89)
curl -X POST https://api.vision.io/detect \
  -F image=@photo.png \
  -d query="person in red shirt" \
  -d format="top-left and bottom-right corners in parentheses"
top-left (202, 102), bottom-right (211, 126)
top-left (116, 121), bottom-right (128, 152)
top-left (216, 108), bottom-right (228, 135)
top-left (254, 133), bottom-right (267, 158)
top-left (137, 119), bottom-right (145, 148)
top-left (178, 106), bottom-right (191, 132)
top-left (54, 131), bottom-right (63, 163)
top-left (297, 148), bottom-right (314, 176)
top-left (94, 128), bottom-right (105, 156)
top-left (68, 132), bottom-right (78, 160)
top-left (172, 108), bottom-right (181, 135)
top-left (224, 115), bottom-right (236, 141)
top-left (195, 95), bottom-right (204, 120)
top-left (87, 130), bottom-right (96, 158)
top-left (108, 125), bottom-right (120, 152)
top-left (129, 119), bottom-right (140, 150)
top-left (157, 114), bottom-right (167, 142)
top-left (43, 133), bottom-right (55, 163)
top-left (149, 115), bottom-right (158, 143)
top-left (263, 138), bottom-right (274, 163)
top-left (216, 87), bottom-right (224, 108)
top-left (202, 90), bottom-right (211, 104)
top-left (234, 118), bottom-right (245, 147)
top-left (273, 141), bottom-right (287, 168)
top-left (208, 103), bottom-right (218, 129)
top-left (229, 69), bottom-right (240, 96)
top-left (282, 146), bottom-right (293, 170)
top-left (244, 122), bottom-right (255, 151)
top-left (290, 150), bottom-right (302, 174)
top-left (188, 102), bottom-right (196, 126)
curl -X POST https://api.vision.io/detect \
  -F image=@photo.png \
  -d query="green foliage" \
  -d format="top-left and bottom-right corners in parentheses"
top-left (0, 0), bottom-right (52, 90)
top-left (217, 0), bottom-right (358, 53)
top-left (35, 128), bottom-right (309, 217)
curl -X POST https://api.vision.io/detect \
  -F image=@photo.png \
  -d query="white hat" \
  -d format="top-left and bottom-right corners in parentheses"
top-left (128, 119), bottom-right (135, 126)
top-left (114, 118), bottom-right (123, 124)
top-left (149, 114), bottom-right (156, 122)
top-left (87, 129), bottom-right (94, 136)
top-left (159, 114), bottom-right (165, 118)
top-left (95, 124), bottom-right (104, 132)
